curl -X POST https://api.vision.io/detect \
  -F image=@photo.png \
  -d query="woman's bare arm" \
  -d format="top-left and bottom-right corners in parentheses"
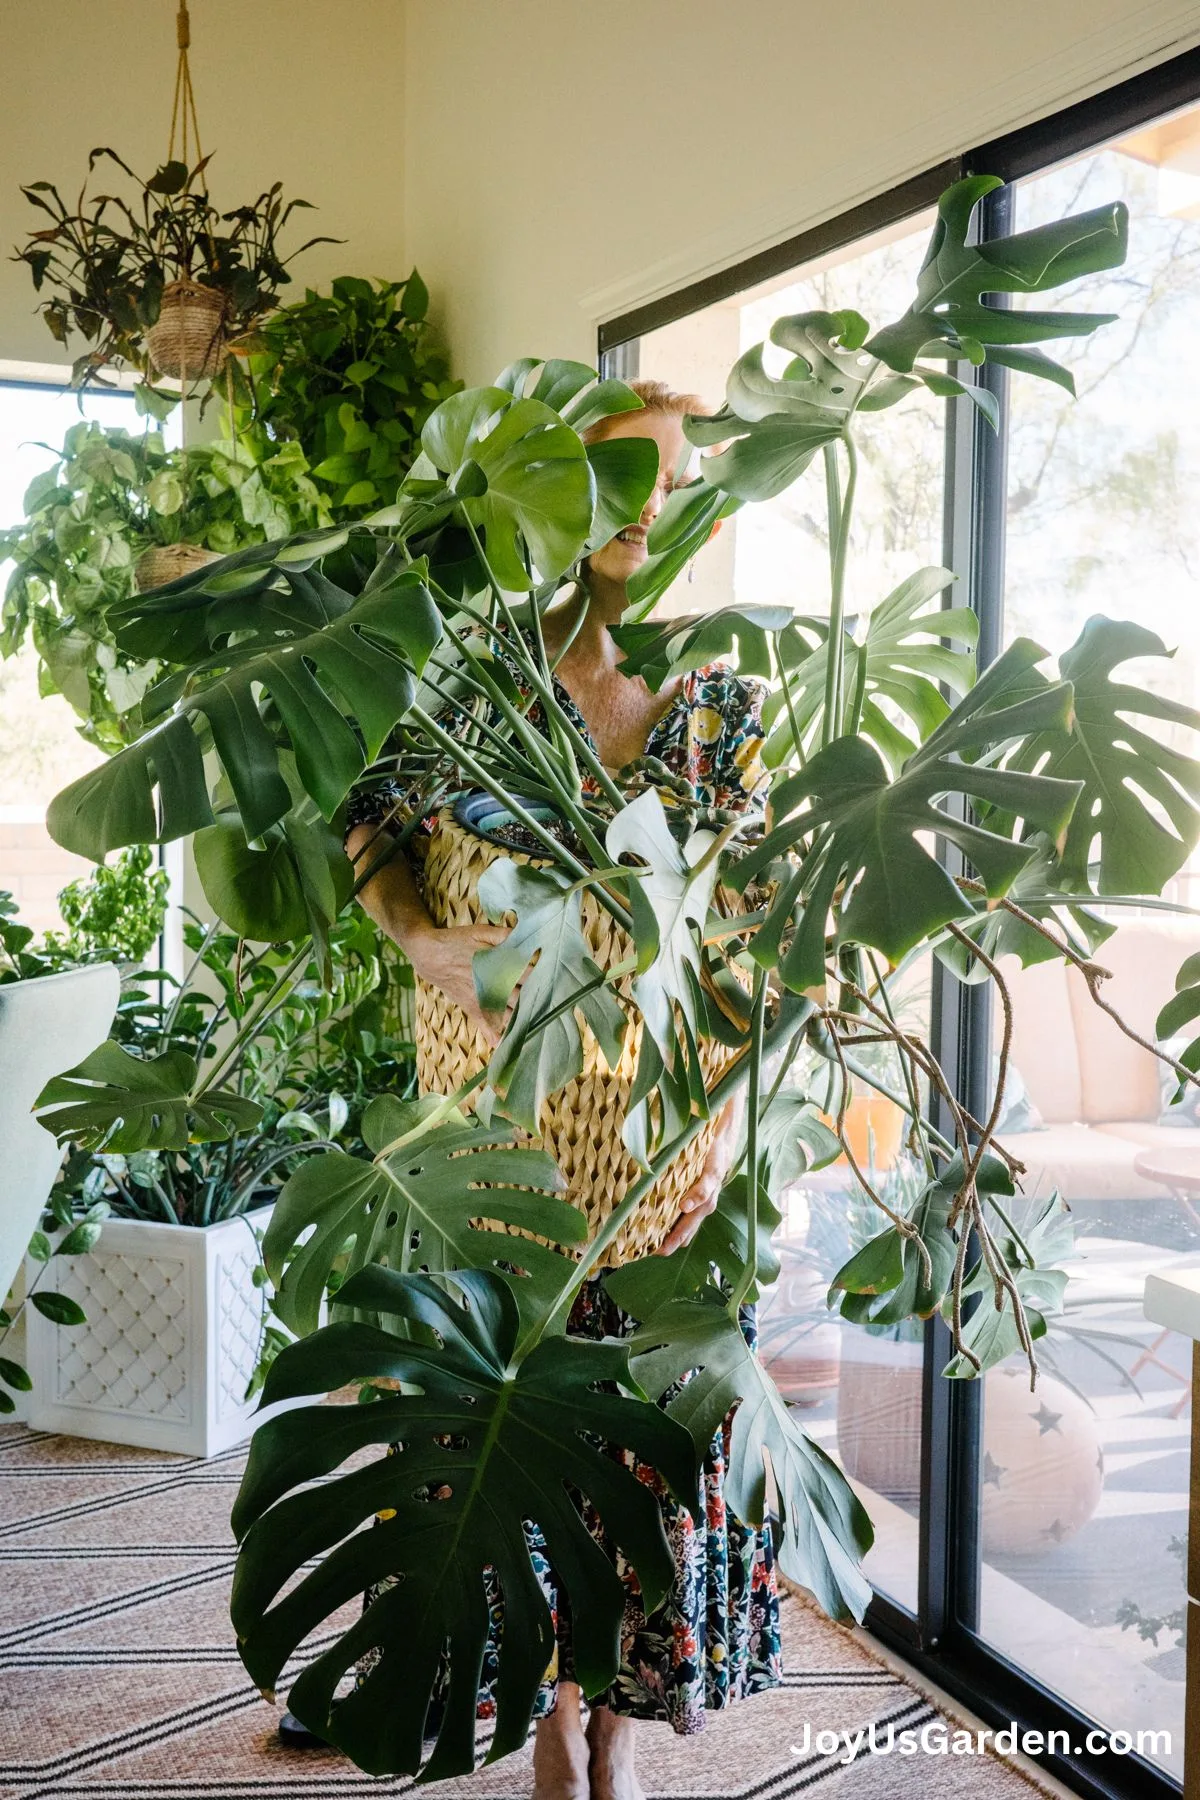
top-left (345, 822), bottom-right (508, 1044)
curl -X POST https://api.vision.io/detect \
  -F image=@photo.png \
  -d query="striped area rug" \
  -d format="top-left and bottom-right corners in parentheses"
top-left (0, 1423), bottom-right (1048, 1800)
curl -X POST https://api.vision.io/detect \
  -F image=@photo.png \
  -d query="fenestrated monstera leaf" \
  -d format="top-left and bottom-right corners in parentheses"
top-left (737, 640), bottom-right (1083, 987)
top-left (629, 1294), bottom-right (872, 1620)
top-left (417, 387), bottom-right (595, 590)
top-left (473, 858), bottom-right (628, 1133)
top-left (46, 556), bottom-right (442, 861)
top-left (35, 1040), bottom-right (261, 1153)
top-left (230, 1268), bottom-right (698, 1780)
top-left (866, 175), bottom-right (1128, 377)
top-left (1004, 616), bottom-right (1200, 895)
top-left (760, 567), bottom-right (977, 766)
top-left (263, 1096), bottom-right (586, 1336)
top-left (610, 604), bottom-right (792, 693)
top-left (688, 311), bottom-right (867, 505)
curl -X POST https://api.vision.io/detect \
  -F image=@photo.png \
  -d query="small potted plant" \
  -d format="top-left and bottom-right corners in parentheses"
top-left (14, 150), bottom-right (338, 391)
top-left (23, 886), bottom-right (414, 1457)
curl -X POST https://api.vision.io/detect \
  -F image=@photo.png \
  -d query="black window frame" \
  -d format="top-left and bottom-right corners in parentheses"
top-left (598, 41), bottom-right (1200, 1800)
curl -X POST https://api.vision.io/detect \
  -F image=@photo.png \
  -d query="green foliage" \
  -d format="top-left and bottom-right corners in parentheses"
top-left (231, 1268), bottom-right (697, 1780)
top-left (15, 149), bottom-right (336, 388)
top-left (1003, 616), bottom-right (1200, 894)
top-left (41, 843), bottom-right (168, 967)
top-left (474, 858), bottom-right (627, 1130)
top-left (0, 421), bottom-right (332, 751)
top-left (42, 907), bottom-right (415, 1229)
top-left (263, 1096), bottom-right (586, 1337)
top-left (32, 175), bottom-right (1191, 1779)
top-left (864, 175), bottom-right (1128, 377)
top-left (231, 273), bottom-right (461, 518)
top-left (36, 1038), bottom-right (263, 1153)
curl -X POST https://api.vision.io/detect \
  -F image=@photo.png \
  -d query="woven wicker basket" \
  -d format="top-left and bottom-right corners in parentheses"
top-left (414, 812), bottom-right (740, 1269)
top-left (145, 279), bottom-right (228, 381)
top-left (134, 542), bottom-right (219, 594)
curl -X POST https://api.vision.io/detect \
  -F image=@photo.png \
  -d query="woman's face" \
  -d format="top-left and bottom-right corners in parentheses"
top-left (585, 410), bottom-right (691, 587)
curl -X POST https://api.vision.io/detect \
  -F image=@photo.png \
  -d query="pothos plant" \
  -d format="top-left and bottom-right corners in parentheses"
top-left (0, 420), bottom-right (332, 752)
top-left (35, 176), bottom-right (1200, 1779)
top-left (229, 272), bottom-right (463, 518)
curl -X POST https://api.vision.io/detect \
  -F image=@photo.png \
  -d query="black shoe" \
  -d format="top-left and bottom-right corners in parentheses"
top-left (278, 1709), bottom-right (331, 1749)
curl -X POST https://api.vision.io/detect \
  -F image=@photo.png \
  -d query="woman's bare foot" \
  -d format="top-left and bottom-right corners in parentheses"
top-left (586, 1705), bottom-right (646, 1800)
top-left (532, 1682), bottom-right (590, 1800)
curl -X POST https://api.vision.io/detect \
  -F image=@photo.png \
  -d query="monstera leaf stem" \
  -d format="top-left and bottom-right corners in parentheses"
top-left (820, 438), bottom-right (853, 748)
top-left (410, 703), bottom-right (593, 879)
top-left (729, 966), bottom-right (767, 1316)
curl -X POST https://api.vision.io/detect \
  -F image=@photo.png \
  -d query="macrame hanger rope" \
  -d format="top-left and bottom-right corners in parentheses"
top-left (167, 3), bottom-right (204, 174)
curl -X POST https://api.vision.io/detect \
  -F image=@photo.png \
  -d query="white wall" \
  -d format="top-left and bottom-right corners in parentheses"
top-left (0, 0), bottom-right (407, 368)
top-left (403, 0), bottom-right (1200, 382)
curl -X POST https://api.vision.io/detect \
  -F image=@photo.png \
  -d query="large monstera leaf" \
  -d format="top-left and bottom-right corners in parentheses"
top-left (863, 173), bottom-right (1129, 378)
top-left (231, 1268), bottom-right (697, 1780)
top-left (473, 858), bottom-right (628, 1133)
top-left (263, 1096), bottom-right (585, 1336)
top-left (629, 1295), bottom-right (872, 1620)
top-left (46, 549), bottom-right (442, 862)
top-left (1003, 616), bottom-right (1200, 894)
top-left (410, 375), bottom-right (649, 590)
top-left (738, 640), bottom-right (1083, 987)
top-left (866, 175), bottom-right (1128, 380)
top-left (36, 1041), bottom-right (260, 1153)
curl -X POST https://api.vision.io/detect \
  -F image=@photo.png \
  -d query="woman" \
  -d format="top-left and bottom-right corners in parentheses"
top-left (344, 382), bottom-right (782, 1800)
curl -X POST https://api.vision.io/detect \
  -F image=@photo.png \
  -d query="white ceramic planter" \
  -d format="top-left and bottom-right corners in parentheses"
top-left (0, 963), bottom-right (119, 1302)
top-left (25, 1205), bottom-right (278, 1457)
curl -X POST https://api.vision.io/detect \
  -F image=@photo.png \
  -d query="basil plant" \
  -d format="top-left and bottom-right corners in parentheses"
top-left (39, 176), bottom-right (1200, 1779)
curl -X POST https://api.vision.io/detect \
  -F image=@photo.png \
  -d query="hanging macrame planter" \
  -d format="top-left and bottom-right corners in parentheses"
top-left (144, 5), bottom-right (228, 389)
top-left (133, 540), bottom-right (219, 593)
top-left (145, 278), bottom-right (228, 382)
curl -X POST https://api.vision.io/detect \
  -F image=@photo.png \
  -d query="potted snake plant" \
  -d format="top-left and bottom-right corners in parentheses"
top-left (33, 175), bottom-right (1200, 1780)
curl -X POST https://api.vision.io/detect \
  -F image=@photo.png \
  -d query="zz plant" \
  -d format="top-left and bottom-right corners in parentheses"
top-left (37, 176), bottom-right (1200, 1778)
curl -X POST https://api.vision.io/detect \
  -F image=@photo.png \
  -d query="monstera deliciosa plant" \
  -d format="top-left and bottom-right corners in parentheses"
top-left (37, 176), bottom-right (1200, 1779)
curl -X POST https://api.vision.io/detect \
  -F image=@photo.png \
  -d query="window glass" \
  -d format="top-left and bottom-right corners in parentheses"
top-left (977, 105), bottom-right (1200, 1779)
top-left (634, 214), bottom-right (948, 1614)
top-left (0, 379), bottom-right (162, 933)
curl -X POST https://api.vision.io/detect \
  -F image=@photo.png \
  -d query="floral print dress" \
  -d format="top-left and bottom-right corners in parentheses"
top-left (349, 639), bottom-right (783, 1737)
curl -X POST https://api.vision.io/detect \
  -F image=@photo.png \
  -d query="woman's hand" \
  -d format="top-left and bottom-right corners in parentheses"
top-left (406, 921), bottom-right (511, 1047)
top-left (656, 1101), bottom-right (740, 1256)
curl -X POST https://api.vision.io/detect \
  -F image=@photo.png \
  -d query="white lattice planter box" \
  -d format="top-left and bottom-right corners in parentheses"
top-left (25, 1205), bottom-right (278, 1457)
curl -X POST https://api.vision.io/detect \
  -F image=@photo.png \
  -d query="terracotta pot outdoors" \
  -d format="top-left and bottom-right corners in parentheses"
top-left (820, 1090), bottom-right (906, 1171)
top-left (145, 278), bottom-right (228, 381)
top-left (134, 542), bottom-right (219, 594)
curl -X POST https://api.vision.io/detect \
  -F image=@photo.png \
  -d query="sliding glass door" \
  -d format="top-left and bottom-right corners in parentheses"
top-left (600, 47), bottom-right (1200, 1798)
